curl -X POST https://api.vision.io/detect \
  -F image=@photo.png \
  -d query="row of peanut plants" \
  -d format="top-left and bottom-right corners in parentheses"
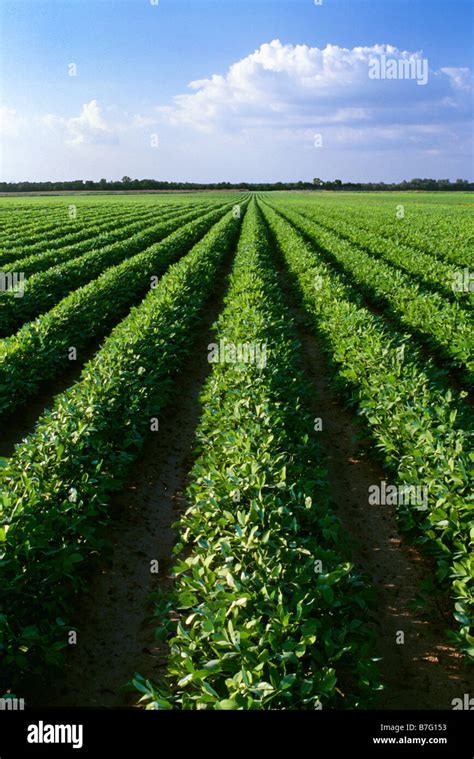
top-left (0, 202), bottom-right (190, 270)
top-left (285, 202), bottom-right (472, 308)
top-left (0, 193), bottom-right (242, 248)
top-left (0, 206), bottom-right (244, 688)
top-left (259, 201), bottom-right (473, 656)
top-left (0, 201), bottom-right (232, 336)
top-left (0, 196), bottom-right (230, 264)
top-left (0, 203), bottom-right (144, 251)
top-left (282, 199), bottom-right (474, 269)
top-left (266, 203), bottom-right (473, 384)
top-left (0, 194), bottom-right (224, 247)
top-left (134, 201), bottom-right (379, 710)
top-left (0, 201), bottom-right (240, 417)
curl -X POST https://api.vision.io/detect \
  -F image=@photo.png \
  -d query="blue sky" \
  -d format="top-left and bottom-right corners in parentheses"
top-left (1, 0), bottom-right (472, 182)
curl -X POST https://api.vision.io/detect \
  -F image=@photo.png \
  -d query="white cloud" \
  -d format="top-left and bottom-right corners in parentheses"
top-left (66, 100), bottom-right (112, 145)
top-left (1, 42), bottom-right (471, 183)
top-left (440, 67), bottom-right (473, 91)
top-left (38, 100), bottom-right (160, 146)
top-left (41, 100), bottom-right (117, 145)
top-left (158, 40), bottom-right (471, 135)
top-left (129, 114), bottom-right (158, 129)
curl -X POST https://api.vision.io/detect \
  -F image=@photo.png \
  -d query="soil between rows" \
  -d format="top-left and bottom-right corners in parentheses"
top-left (17, 216), bottom-right (472, 710)
top-left (22, 255), bottom-right (235, 708)
top-left (272, 249), bottom-right (472, 710)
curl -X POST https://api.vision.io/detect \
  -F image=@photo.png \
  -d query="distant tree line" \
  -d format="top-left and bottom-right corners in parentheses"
top-left (0, 176), bottom-right (472, 193)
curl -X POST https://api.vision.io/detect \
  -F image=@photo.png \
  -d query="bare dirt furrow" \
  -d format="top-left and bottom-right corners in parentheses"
top-left (25, 259), bottom-right (233, 708)
top-left (272, 253), bottom-right (471, 710)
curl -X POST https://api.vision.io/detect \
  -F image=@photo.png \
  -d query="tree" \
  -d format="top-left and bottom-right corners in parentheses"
top-left (121, 176), bottom-right (132, 184)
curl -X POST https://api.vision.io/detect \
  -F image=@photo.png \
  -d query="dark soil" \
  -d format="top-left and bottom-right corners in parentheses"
top-left (24, 260), bottom-right (233, 708)
top-left (16, 228), bottom-right (472, 710)
top-left (276, 267), bottom-right (472, 710)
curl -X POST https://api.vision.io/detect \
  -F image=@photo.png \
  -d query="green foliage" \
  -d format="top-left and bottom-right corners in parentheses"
top-left (0, 202), bottom-right (228, 336)
top-left (0, 189), bottom-right (470, 702)
top-left (0, 206), bottom-right (244, 686)
top-left (1, 204), bottom-right (194, 275)
top-left (269, 203), bottom-right (473, 382)
top-left (260, 201), bottom-right (473, 654)
top-left (137, 201), bottom-right (379, 710)
top-left (0, 200), bottom-right (237, 417)
top-left (291, 202), bottom-right (473, 306)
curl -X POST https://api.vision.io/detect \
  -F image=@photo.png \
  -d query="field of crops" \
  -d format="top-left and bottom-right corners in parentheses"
top-left (0, 191), bottom-right (472, 710)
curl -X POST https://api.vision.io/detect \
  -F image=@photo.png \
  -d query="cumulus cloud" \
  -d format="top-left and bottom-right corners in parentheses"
top-left (2, 40), bottom-right (471, 180)
top-left (66, 100), bottom-right (114, 145)
top-left (158, 40), bottom-right (472, 135)
top-left (37, 100), bottom-right (161, 146)
top-left (41, 100), bottom-right (119, 145)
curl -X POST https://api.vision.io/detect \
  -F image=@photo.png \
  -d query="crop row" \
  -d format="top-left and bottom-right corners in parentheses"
top-left (259, 201), bottom-right (473, 654)
top-left (0, 206), bottom-right (244, 686)
top-left (287, 201), bottom-right (474, 270)
top-left (0, 192), bottom-right (245, 248)
top-left (0, 195), bottom-right (213, 243)
top-left (0, 203), bottom-right (142, 250)
top-left (375, 211), bottom-right (473, 268)
top-left (1, 201), bottom-right (218, 276)
top-left (134, 200), bottom-right (378, 710)
top-left (0, 197), bottom-right (230, 264)
top-left (0, 206), bottom-right (84, 240)
top-left (0, 202), bottom-right (231, 337)
top-left (0, 202), bottom-right (183, 268)
top-left (285, 202), bottom-right (472, 307)
top-left (267, 203), bottom-right (473, 383)
top-left (0, 201), bottom-right (239, 418)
